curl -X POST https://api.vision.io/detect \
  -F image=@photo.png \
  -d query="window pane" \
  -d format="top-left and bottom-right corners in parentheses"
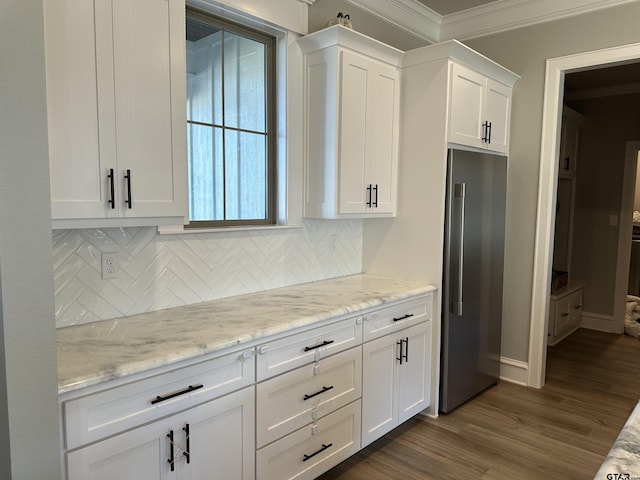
top-left (186, 18), bottom-right (222, 126)
top-left (224, 32), bottom-right (266, 132)
top-left (224, 130), bottom-right (266, 220)
top-left (188, 124), bottom-right (223, 221)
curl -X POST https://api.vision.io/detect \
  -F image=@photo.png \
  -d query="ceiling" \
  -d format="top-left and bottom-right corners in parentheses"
top-left (414, 0), bottom-right (499, 16)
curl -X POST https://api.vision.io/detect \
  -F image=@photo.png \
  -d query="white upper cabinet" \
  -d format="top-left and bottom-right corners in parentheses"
top-left (299, 26), bottom-right (402, 219)
top-left (44, 0), bottom-right (188, 228)
top-left (448, 62), bottom-right (513, 154)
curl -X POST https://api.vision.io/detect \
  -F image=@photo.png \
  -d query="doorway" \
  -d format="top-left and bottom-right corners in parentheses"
top-left (529, 43), bottom-right (640, 389)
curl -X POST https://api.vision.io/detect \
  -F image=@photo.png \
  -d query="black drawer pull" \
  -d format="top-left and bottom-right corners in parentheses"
top-left (303, 443), bottom-right (333, 462)
top-left (304, 385), bottom-right (334, 401)
top-left (561, 313), bottom-right (569, 317)
top-left (393, 313), bottom-right (414, 322)
top-left (151, 384), bottom-right (204, 405)
top-left (304, 340), bottom-right (335, 352)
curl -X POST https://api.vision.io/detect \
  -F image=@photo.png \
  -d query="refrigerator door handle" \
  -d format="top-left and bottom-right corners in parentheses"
top-left (451, 182), bottom-right (466, 316)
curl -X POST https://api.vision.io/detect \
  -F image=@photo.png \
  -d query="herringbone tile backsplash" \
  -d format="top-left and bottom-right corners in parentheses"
top-left (53, 219), bottom-right (362, 328)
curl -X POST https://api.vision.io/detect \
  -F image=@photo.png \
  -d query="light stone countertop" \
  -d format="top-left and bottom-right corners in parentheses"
top-left (57, 274), bottom-right (436, 394)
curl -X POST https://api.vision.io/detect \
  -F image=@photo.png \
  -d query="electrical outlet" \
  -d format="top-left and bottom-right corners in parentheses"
top-left (101, 252), bottom-right (119, 279)
top-left (328, 234), bottom-right (337, 252)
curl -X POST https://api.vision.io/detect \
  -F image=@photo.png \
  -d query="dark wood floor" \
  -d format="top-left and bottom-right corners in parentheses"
top-left (318, 328), bottom-right (640, 479)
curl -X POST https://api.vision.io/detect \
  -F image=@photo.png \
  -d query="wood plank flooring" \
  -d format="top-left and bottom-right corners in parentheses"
top-left (318, 328), bottom-right (640, 479)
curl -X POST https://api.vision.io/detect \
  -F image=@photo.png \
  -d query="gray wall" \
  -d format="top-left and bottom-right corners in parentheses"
top-left (567, 94), bottom-right (640, 314)
top-left (465, 2), bottom-right (640, 361)
top-left (0, 0), bottom-right (62, 478)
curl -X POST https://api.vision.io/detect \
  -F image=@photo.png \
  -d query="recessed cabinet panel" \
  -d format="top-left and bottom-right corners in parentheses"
top-left (448, 64), bottom-right (485, 149)
top-left (484, 78), bottom-right (512, 153)
top-left (339, 51), bottom-right (369, 214)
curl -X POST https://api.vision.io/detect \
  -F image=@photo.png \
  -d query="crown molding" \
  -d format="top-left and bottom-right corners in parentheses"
top-left (341, 0), bottom-right (638, 45)
top-left (440, 0), bottom-right (639, 41)
top-left (345, 0), bottom-right (441, 44)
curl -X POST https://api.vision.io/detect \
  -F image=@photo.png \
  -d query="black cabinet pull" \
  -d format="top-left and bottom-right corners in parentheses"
top-left (107, 168), bottom-right (115, 209)
top-left (124, 169), bottom-right (132, 209)
top-left (304, 385), bottom-right (334, 401)
top-left (487, 121), bottom-right (492, 143)
top-left (304, 340), bottom-right (334, 352)
top-left (372, 184), bottom-right (378, 207)
top-left (393, 313), bottom-right (414, 322)
top-left (561, 312), bottom-right (569, 317)
top-left (151, 384), bottom-right (204, 405)
top-left (564, 156), bottom-right (570, 171)
top-left (167, 430), bottom-right (175, 472)
top-left (183, 423), bottom-right (190, 464)
top-left (366, 184), bottom-right (372, 207)
top-left (396, 339), bottom-right (404, 364)
top-left (403, 337), bottom-right (409, 363)
top-left (303, 443), bottom-right (333, 462)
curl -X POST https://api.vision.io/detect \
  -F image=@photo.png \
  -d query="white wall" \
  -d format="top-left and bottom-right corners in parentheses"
top-left (0, 0), bottom-right (62, 477)
top-left (465, 2), bottom-right (640, 361)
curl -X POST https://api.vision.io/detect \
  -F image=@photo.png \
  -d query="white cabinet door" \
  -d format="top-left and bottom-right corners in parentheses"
top-left (67, 387), bottom-right (254, 480)
top-left (559, 114), bottom-right (580, 177)
top-left (361, 333), bottom-right (399, 447)
top-left (66, 415), bottom-right (175, 480)
top-left (111, 0), bottom-right (187, 219)
top-left (338, 50), bottom-right (398, 216)
top-left (483, 78), bottom-right (512, 154)
top-left (397, 322), bottom-right (431, 423)
top-left (448, 63), bottom-right (485, 149)
top-left (44, 0), bottom-right (116, 220)
top-left (448, 62), bottom-right (513, 154)
top-left (44, 0), bottom-right (187, 225)
top-left (361, 321), bottom-right (431, 448)
top-left (367, 61), bottom-right (399, 214)
top-left (182, 387), bottom-right (255, 480)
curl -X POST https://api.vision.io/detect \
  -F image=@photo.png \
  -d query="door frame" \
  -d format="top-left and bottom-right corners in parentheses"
top-left (528, 42), bottom-right (640, 388)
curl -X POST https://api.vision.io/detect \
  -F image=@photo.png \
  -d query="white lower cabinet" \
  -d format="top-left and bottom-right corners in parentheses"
top-left (61, 291), bottom-right (435, 480)
top-left (256, 400), bottom-right (361, 480)
top-left (361, 321), bottom-right (431, 447)
top-left (66, 386), bottom-right (255, 480)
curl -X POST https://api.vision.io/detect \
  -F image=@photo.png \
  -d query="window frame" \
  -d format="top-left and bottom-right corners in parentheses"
top-left (185, 7), bottom-right (277, 228)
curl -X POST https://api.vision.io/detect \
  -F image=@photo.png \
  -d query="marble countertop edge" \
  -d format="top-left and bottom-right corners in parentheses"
top-left (57, 274), bottom-right (436, 395)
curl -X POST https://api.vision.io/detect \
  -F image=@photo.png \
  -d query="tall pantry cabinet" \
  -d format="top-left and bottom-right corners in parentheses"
top-left (363, 42), bottom-right (519, 412)
top-left (43, 0), bottom-right (188, 228)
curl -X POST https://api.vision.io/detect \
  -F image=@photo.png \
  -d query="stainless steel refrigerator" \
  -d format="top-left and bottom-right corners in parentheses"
top-left (440, 148), bottom-right (507, 413)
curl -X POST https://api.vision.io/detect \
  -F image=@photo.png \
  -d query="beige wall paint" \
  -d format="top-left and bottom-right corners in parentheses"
top-left (566, 94), bottom-right (640, 315)
top-left (465, 2), bottom-right (640, 361)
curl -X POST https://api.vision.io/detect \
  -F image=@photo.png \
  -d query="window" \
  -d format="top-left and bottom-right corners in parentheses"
top-left (185, 9), bottom-right (276, 227)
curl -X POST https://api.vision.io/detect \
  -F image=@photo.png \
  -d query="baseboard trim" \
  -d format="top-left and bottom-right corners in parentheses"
top-left (500, 356), bottom-right (528, 386)
top-left (580, 311), bottom-right (620, 333)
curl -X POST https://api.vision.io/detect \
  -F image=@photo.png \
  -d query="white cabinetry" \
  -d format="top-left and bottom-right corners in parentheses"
top-left (361, 300), bottom-right (432, 447)
top-left (548, 283), bottom-right (583, 346)
top-left (67, 387), bottom-right (254, 480)
top-left (255, 315), bottom-right (363, 480)
top-left (298, 25), bottom-right (402, 219)
top-left (448, 62), bottom-right (513, 154)
top-left (61, 348), bottom-right (255, 480)
top-left (43, 0), bottom-right (187, 228)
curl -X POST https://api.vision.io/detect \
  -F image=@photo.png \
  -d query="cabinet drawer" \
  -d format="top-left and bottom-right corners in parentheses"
top-left (256, 400), bottom-right (361, 480)
top-left (63, 348), bottom-right (255, 450)
top-left (256, 317), bottom-right (362, 381)
top-left (363, 295), bottom-right (431, 341)
top-left (257, 346), bottom-right (361, 448)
